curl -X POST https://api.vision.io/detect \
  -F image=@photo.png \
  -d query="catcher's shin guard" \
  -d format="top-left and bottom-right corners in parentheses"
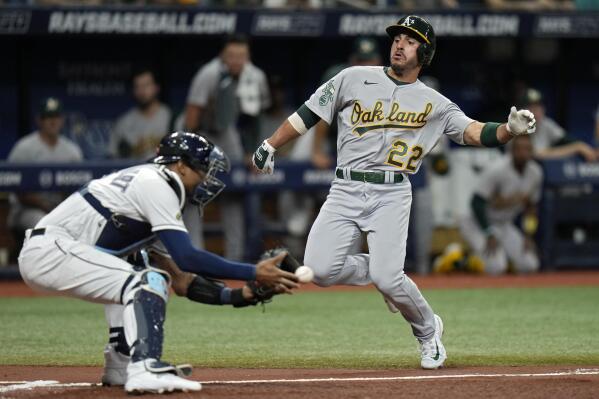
top-left (122, 267), bottom-right (171, 362)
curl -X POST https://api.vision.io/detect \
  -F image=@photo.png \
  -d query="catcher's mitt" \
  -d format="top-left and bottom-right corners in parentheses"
top-left (259, 247), bottom-right (302, 273)
top-left (233, 247), bottom-right (301, 309)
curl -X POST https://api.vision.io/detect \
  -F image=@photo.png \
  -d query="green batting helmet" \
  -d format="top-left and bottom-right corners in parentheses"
top-left (386, 15), bottom-right (436, 67)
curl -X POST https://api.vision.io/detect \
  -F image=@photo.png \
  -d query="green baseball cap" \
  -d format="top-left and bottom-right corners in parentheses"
top-left (521, 88), bottom-right (543, 105)
top-left (39, 97), bottom-right (63, 118)
top-left (352, 37), bottom-right (380, 61)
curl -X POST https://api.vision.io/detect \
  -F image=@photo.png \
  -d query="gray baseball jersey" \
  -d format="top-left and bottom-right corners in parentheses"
top-left (7, 131), bottom-right (83, 229)
top-left (530, 116), bottom-right (565, 153)
top-left (303, 66), bottom-right (475, 343)
top-left (304, 66), bottom-right (473, 173)
top-left (187, 57), bottom-right (270, 161)
top-left (8, 131), bottom-right (83, 163)
top-left (110, 105), bottom-right (171, 160)
top-left (461, 156), bottom-right (543, 274)
top-left (474, 156), bottom-right (543, 223)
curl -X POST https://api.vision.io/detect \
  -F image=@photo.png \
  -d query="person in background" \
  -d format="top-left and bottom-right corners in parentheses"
top-left (522, 88), bottom-right (598, 162)
top-left (110, 68), bottom-right (172, 160)
top-left (457, 135), bottom-right (542, 275)
top-left (7, 97), bottom-right (83, 236)
top-left (184, 34), bottom-right (270, 261)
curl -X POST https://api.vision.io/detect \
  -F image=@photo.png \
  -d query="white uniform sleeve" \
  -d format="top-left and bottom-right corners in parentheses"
top-left (304, 69), bottom-right (347, 125)
top-left (69, 141), bottom-right (84, 161)
top-left (439, 101), bottom-right (474, 145)
top-left (7, 140), bottom-right (28, 162)
top-left (546, 118), bottom-right (566, 145)
top-left (474, 162), bottom-right (502, 200)
top-left (186, 65), bottom-right (217, 107)
top-left (130, 177), bottom-right (188, 233)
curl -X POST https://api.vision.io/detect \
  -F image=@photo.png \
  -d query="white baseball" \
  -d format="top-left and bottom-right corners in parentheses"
top-left (295, 266), bottom-right (314, 283)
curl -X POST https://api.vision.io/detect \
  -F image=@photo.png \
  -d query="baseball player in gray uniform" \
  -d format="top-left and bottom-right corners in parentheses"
top-left (18, 132), bottom-right (298, 394)
top-left (7, 97), bottom-right (82, 233)
top-left (252, 15), bottom-right (536, 369)
top-left (460, 135), bottom-right (542, 275)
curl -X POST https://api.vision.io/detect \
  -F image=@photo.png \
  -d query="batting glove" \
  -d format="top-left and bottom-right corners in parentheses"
top-left (252, 139), bottom-right (276, 174)
top-left (507, 106), bottom-right (536, 136)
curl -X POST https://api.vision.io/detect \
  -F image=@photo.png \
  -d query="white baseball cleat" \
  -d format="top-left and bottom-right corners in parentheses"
top-left (101, 344), bottom-right (129, 386)
top-left (419, 314), bottom-right (447, 370)
top-left (124, 359), bottom-right (202, 394)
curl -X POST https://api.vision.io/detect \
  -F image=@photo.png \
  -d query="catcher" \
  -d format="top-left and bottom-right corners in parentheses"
top-left (102, 246), bottom-right (300, 387)
top-left (18, 132), bottom-right (299, 394)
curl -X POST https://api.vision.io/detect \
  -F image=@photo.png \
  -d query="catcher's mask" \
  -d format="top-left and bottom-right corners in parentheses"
top-left (154, 131), bottom-right (231, 210)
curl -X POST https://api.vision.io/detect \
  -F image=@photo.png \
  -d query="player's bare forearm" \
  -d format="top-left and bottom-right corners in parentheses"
top-left (463, 121), bottom-right (512, 147)
top-left (267, 120), bottom-right (302, 149)
top-left (149, 251), bottom-right (194, 297)
top-left (184, 104), bottom-right (203, 133)
top-left (535, 142), bottom-right (597, 162)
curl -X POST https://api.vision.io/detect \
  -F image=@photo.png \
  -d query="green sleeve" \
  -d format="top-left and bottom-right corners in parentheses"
top-left (296, 104), bottom-right (321, 130)
top-left (480, 122), bottom-right (502, 147)
top-left (471, 194), bottom-right (490, 232)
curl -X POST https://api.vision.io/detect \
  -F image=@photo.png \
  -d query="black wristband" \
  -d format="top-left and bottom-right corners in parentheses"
top-left (480, 122), bottom-right (502, 147)
top-left (186, 275), bottom-right (225, 305)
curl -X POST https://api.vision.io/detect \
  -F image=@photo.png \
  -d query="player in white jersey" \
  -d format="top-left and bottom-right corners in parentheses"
top-left (460, 135), bottom-right (542, 274)
top-left (18, 132), bottom-right (298, 394)
top-left (252, 15), bottom-right (536, 369)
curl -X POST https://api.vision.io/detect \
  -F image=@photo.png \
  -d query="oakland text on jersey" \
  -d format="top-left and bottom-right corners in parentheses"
top-left (350, 100), bottom-right (433, 136)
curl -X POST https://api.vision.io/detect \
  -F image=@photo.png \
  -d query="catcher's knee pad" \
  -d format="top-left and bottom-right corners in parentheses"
top-left (122, 267), bottom-right (171, 362)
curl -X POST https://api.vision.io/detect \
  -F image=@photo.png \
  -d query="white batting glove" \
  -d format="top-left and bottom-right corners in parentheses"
top-left (252, 139), bottom-right (276, 174)
top-left (506, 106), bottom-right (536, 136)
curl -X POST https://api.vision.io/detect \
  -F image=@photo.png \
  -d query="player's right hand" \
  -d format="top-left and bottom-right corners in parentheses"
top-left (507, 106), bottom-right (536, 136)
top-left (255, 251), bottom-right (299, 292)
top-left (252, 139), bottom-right (276, 174)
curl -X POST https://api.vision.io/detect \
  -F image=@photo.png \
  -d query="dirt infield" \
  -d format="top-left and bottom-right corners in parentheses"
top-left (2, 366), bottom-right (599, 398)
top-left (3, 270), bottom-right (599, 297)
top-left (2, 271), bottom-right (599, 398)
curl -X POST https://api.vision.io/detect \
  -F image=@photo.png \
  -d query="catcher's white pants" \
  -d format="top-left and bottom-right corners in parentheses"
top-left (304, 178), bottom-right (436, 341)
top-left (19, 226), bottom-right (134, 303)
top-left (19, 226), bottom-right (169, 364)
top-left (460, 215), bottom-right (539, 275)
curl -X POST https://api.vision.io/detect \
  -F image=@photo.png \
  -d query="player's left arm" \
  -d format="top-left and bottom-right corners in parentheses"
top-left (463, 106), bottom-right (536, 147)
top-left (148, 250), bottom-right (278, 307)
top-left (252, 105), bottom-right (322, 173)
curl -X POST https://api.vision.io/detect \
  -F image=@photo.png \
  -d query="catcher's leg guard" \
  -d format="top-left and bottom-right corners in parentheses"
top-left (122, 267), bottom-right (171, 362)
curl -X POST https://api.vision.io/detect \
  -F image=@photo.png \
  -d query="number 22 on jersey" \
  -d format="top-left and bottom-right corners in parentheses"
top-left (385, 139), bottom-right (423, 172)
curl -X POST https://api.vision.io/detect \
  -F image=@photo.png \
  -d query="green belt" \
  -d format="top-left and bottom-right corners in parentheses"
top-left (335, 168), bottom-right (404, 184)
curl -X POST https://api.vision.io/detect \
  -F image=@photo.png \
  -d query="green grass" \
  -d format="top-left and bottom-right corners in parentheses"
top-left (1, 286), bottom-right (598, 368)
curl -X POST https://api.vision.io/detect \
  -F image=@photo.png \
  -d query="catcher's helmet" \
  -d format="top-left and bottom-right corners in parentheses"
top-left (154, 132), bottom-right (230, 208)
top-left (386, 15), bottom-right (436, 68)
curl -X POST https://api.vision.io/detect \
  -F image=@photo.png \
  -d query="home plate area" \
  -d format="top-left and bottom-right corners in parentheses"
top-left (1, 366), bottom-right (598, 398)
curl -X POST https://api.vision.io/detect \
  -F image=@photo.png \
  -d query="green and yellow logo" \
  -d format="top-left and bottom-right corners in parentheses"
top-left (319, 80), bottom-right (335, 106)
top-left (350, 101), bottom-right (432, 136)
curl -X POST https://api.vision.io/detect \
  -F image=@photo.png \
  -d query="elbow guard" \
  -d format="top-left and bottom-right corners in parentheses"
top-left (185, 275), bottom-right (253, 307)
top-left (186, 275), bottom-right (226, 305)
